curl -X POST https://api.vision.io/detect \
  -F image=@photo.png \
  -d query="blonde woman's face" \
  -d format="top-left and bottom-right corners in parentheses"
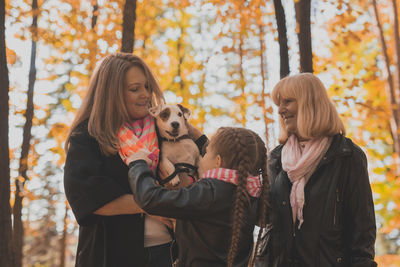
top-left (278, 97), bottom-right (298, 135)
top-left (124, 66), bottom-right (151, 121)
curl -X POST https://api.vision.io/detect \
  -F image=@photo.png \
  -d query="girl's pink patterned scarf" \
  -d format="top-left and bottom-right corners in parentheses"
top-left (118, 115), bottom-right (159, 170)
top-left (281, 135), bottom-right (331, 229)
top-left (201, 168), bottom-right (262, 197)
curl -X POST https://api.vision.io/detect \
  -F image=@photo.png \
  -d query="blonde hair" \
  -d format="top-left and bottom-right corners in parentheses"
top-left (65, 53), bottom-right (165, 155)
top-left (272, 73), bottom-right (345, 143)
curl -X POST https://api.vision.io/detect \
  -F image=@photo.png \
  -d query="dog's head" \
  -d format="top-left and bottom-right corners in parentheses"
top-left (149, 104), bottom-right (191, 138)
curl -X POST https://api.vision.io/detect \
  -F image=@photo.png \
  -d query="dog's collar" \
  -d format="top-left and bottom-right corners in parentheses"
top-left (161, 134), bottom-right (191, 142)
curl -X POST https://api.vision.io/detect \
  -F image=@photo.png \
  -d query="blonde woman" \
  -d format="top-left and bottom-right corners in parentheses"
top-left (64, 53), bottom-right (204, 267)
top-left (266, 73), bottom-right (376, 267)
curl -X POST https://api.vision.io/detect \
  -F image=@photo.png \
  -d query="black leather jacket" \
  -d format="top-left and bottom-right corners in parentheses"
top-left (64, 121), bottom-right (147, 267)
top-left (128, 160), bottom-right (258, 267)
top-left (267, 134), bottom-right (377, 267)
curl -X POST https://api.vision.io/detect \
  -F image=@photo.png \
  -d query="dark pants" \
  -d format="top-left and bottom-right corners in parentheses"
top-left (144, 242), bottom-right (174, 267)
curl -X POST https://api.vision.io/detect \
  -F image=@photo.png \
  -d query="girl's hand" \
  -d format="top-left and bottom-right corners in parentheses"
top-left (125, 149), bottom-right (153, 166)
top-left (186, 122), bottom-right (202, 140)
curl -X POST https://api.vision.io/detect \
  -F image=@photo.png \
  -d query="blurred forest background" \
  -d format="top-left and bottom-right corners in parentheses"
top-left (1, 0), bottom-right (400, 266)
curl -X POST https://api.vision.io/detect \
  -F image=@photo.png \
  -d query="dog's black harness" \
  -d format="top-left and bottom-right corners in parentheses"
top-left (160, 134), bottom-right (191, 143)
top-left (157, 134), bottom-right (199, 186)
top-left (156, 162), bottom-right (198, 186)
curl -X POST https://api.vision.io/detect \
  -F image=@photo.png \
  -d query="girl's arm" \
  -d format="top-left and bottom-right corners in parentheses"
top-left (128, 160), bottom-right (226, 220)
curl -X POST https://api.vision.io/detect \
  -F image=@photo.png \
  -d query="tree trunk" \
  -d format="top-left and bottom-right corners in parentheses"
top-left (392, 0), bottom-right (400, 102)
top-left (121, 0), bottom-right (137, 53)
top-left (59, 201), bottom-right (69, 267)
top-left (239, 33), bottom-right (246, 126)
top-left (0, 0), bottom-right (14, 265)
top-left (258, 24), bottom-right (270, 143)
top-left (372, 0), bottom-right (400, 155)
top-left (88, 0), bottom-right (99, 75)
top-left (13, 1), bottom-right (38, 266)
top-left (197, 71), bottom-right (206, 132)
top-left (195, 18), bottom-right (209, 132)
top-left (295, 0), bottom-right (313, 73)
top-left (176, 26), bottom-right (187, 106)
top-left (273, 0), bottom-right (290, 78)
top-left (91, 0), bottom-right (98, 29)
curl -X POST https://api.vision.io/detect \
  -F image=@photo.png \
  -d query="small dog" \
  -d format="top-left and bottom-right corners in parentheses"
top-left (149, 104), bottom-right (200, 188)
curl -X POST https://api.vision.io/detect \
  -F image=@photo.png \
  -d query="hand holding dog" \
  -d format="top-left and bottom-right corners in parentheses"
top-left (124, 149), bottom-right (153, 167)
top-left (159, 158), bottom-right (181, 186)
top-left (186, 122), bottom-right (202, 140)
top-left (148, 214), bottom-right (175, 229)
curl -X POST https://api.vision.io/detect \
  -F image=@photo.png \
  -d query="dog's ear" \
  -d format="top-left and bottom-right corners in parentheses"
top-left (148, 104), bottom-right (163, 117)
top-left (178, 104), bottom-right (191, 120)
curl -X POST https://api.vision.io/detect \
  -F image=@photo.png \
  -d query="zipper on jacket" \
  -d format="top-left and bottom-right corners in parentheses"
top-left (333, 188), bottom-right (339, 226)
top-left (170, 239), bottom-right (176, 266)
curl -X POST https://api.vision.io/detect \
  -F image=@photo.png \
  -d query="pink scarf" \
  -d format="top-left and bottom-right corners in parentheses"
top-left (281, 135), bottom-right (331, 228)
top-left (201, 168), bottom-right (262, 197)
top-left (118, 115), bottom-right (159, 170)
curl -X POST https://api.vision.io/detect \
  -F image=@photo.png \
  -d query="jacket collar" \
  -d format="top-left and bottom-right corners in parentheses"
top-left (269, 134), bottom-right (353, 165)
top-left (319, 134), bottom-right (353, 165)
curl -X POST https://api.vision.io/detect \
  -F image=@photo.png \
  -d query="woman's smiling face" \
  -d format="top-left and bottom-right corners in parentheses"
top-left (278, 97), bottom-right (298, 136)
top-left (123, 66), bottom-right (151, 121)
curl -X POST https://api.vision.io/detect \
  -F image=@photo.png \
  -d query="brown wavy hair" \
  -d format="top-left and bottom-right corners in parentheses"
top-left (209, 127), bottom-right (269, 267)
top-left (65, 53), bottom-right (165, 155)
top-left (272, 73), bottom-right (345, 143)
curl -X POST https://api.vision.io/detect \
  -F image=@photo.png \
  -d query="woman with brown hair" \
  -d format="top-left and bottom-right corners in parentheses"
top-left (267, 73), bottom-right (376, 267)
top-left (64, 53), bottom-right (204, 267)
top-left (125, 127), bottom-right (270, 267)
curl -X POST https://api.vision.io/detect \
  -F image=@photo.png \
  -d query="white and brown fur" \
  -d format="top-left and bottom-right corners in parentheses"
top-left (149, 104), bottom-right (200, 189)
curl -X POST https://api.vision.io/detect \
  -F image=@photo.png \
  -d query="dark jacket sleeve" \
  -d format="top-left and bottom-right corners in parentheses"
top-left (344, 146), bottom-right (377, 267)
top-left (128, 160), bottom-right (227, 220)
top-left (64, 130), bottom-right (126, 226)
top-left (195, 134), bottom-right (209, 156)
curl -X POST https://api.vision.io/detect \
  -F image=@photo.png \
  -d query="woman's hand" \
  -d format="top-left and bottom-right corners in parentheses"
top-left (94, 194), bottom-right (143, 215)
top-left (148, 214), bottom-right (175, 229)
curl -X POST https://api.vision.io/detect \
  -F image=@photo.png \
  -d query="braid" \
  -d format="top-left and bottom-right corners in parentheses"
top-left (227, 131), bottom-right (253, 267)
top-left (256, 135), bottom-right (269, 228)
top-left (249, 135), bottom-right (269, 267)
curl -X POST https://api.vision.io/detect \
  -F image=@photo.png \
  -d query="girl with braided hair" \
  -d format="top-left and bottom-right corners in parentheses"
top-left (127, 127), bottom-right (269, 267)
